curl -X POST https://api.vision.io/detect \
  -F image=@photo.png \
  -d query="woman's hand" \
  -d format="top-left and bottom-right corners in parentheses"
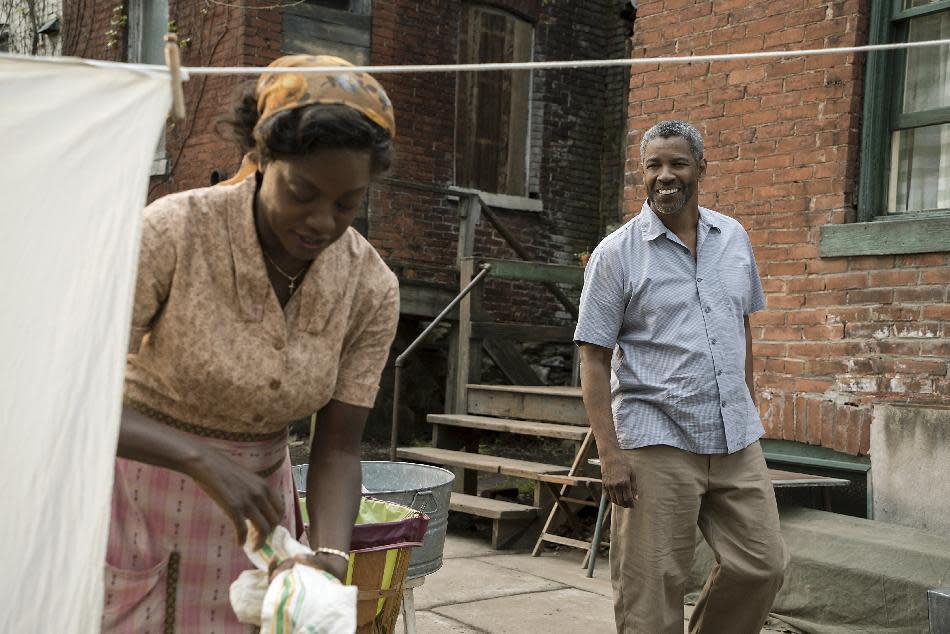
top-left (187, 448), bottom-right (285, 549)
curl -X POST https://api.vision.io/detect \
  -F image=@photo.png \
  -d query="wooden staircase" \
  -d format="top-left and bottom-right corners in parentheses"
top-left (396, 384), bottom-right (595, 548)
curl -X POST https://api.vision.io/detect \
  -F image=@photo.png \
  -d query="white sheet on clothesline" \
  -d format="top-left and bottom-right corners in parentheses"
top-left (0, 54), bottom-right (170, 633)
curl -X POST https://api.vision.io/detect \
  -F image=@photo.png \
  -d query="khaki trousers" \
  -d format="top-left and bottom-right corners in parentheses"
top-left (609, 441), bottom-right (787, 634)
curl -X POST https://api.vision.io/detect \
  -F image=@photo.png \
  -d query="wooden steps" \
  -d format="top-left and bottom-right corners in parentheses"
top-left (395, 384), bottom-right (591, 549)
top-left (427, 413), bottom-right (588, 441)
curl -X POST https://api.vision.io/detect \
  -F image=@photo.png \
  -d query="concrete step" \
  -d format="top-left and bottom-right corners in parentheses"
top-left (466, 384), bottom-right (586, 425)
top-left (396, 446), bottom-right (570, 480)
top-left (428, 413), bottom-right (588, 441)
top-left (689, 507), bottom-right (950, 632)
top-left (449, 492), bottom-right (539, 520)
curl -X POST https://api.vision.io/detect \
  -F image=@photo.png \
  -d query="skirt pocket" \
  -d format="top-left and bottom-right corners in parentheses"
top-left (102, 552), bottom-right (176, 633)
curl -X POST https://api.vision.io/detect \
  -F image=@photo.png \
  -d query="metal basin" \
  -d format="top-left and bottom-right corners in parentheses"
top-left (292, 461), bottom-right (455, 579)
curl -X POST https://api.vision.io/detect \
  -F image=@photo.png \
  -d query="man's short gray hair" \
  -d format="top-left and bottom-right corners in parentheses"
top-left (639, 120), bottom-right (704, 164)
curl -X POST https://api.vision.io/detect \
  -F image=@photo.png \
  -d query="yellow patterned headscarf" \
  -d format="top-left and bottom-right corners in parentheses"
top-left (220, 55), bottom-right (395, 185)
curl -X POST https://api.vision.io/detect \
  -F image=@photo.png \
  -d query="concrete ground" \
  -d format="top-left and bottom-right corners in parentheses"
top-left (396, 531), bottom-right (798, 634)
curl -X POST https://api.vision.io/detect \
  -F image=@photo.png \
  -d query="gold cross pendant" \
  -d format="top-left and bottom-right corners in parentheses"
top-left (288, 279), bottom-right (296, 294)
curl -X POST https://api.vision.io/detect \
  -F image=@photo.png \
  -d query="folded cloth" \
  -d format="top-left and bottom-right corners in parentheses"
top-left (230, 524), bottom-right (357, 633)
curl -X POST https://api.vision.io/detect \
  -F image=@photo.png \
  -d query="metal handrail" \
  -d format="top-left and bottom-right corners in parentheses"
top-left (389, 263), bottom-right (492, 461)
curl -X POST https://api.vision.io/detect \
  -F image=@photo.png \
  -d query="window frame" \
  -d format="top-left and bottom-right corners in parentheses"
top-left (821, 0), bottom-right (950, 256)
top-left (454, 3), bottom-right (534, 197)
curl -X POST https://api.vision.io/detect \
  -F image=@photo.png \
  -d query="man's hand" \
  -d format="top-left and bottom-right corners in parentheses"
top-left (600, 451), bottom-right (638, 508)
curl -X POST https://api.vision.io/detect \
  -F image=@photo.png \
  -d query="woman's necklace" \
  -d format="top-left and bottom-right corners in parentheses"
top-left (262, 250), bottom-right (308, 294)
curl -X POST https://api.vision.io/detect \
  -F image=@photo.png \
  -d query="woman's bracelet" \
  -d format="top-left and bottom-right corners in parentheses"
top-left (314, 547), bottom-right (350, 564)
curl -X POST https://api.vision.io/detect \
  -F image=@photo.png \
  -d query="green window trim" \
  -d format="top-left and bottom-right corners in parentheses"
top-left (823, 0), bottom-right (950, 257)
top-left (819, 213), bottom-right (950, 256)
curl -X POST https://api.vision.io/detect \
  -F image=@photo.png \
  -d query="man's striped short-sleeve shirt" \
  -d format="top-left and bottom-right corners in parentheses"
top-left (574, 201), bottom-right (766, 455)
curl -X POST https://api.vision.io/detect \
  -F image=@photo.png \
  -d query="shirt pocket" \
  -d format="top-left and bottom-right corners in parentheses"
top-left (716, 263), bottom-right (751, 315)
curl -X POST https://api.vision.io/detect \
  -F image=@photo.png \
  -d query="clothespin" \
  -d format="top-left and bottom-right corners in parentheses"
top-left (163, 33), bottom-right (186, 123)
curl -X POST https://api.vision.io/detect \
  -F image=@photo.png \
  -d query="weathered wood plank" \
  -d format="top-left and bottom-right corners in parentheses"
top-left (466, 384), bottom-right (587, 425)
top-left (399, 282), bottom-right (457, 318)
top-left (449, 492), bottom-right (539, 520)
top-left (449, 188), bottom-right (544, 213)
top-left (768, 469), bottom-right (850, 488)
top-left (538, 533), bottom-right (608, 550)
top-left (283, 12), bottom-right (370, 48)
top-left (819, 215), bottom-right (950, 257)
top-left (428, 414), bottom-right (588, 441)
top-left (471, 321), bottom-right (575, 342)
top-left (468, 384), bottom-right (583, 398)
top-left (396, 446), bottom-right (569, 478)
top-left (479, 257), bottom-right (585, 285)
top-left (481, 337), bottom-right (543, 386)
top-left (281, 35), bottom-right (369, 64)
top-left (454, 259), bottom-right (475, 414)
top-left (283, 4), bottom-right (372, 28)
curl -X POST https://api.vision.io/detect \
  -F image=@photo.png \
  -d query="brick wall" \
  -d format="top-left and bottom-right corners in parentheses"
top-left (626, 0), bottom-right (950, 455)
top-left (63, 0), bottom-right (282, 199)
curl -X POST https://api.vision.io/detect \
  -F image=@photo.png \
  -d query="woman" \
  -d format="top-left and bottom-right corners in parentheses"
top-left (103, 55), bottom-right (399, 632)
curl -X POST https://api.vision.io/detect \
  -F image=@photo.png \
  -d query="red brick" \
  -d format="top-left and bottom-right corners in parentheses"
top-left (806, 291), bottom-right (847, 307)
top-left (922, 304), bottom-right (950, 320)
top-left (824, 272), bottom-right (868, 290)
top-left (870, 305), bottom-right (921, 323)
top-left (868, 269), bottom-right (918, 287)
top-left (921, 268), bottom-right (950, 285)
top-left (767, 261), bottom-right (806, 276)
top-left (894, 286), bottom-right (947, 303)
top-left (847, 288), bottom-right (894, 305)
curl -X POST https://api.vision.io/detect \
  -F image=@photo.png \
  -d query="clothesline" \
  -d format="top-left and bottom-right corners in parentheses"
top-left (170, 37), bottom-right (950, 76)
top-left (14, 37), bottom-right (947, 82)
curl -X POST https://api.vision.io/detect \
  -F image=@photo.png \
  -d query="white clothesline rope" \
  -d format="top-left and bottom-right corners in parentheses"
top-left (12, 37), bottom-right (945, 78)
top-left (179, 37), bottom-right (950, 76)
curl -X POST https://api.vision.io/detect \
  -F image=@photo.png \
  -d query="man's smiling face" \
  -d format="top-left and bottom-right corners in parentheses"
top-left (642, 136), bottom-right (706, 217)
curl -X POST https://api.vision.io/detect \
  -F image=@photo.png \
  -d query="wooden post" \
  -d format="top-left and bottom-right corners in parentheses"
top-left (454, 257), bottom-right (475, 415)
top-left (457, 194), bottom-right (481, 263)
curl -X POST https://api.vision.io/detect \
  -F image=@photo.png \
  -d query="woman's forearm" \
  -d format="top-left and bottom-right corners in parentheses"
top-left (305, 448), bottom-right (362, 553)
top-left (304, 399), bottom-right (369, 580)
top-left (117, 405), bottom-right (204, 476)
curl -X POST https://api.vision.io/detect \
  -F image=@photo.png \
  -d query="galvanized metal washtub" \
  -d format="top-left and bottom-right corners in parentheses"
top-left (292, 461), bottom-right (455, 580)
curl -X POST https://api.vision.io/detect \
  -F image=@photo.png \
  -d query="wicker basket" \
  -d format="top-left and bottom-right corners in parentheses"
top-left (344, 497), bottom-right (429, 634)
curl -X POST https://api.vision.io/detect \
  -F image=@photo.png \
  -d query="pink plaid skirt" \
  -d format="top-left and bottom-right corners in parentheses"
top-left (102, 424), bottom-right (298, 634)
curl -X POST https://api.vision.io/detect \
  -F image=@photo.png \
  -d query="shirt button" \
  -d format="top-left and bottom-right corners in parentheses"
top-left (717, 369), bottom-right (723, 376)
top-left (721, 401), bottom-right (727, 408)
top-left (696, 277), bottom-right (703, 283)
top-left (269, 379), bottom-right (281, 390)
top-left (704, 306), bottom-right (712, 313)
top-left (710, 338), bottom-right (717, 345)
top-left (273, 340), bottom-right (285, 351)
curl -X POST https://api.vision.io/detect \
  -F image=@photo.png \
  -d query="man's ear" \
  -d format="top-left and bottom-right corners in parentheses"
top-left (698, 157), bottom-right (707, 180)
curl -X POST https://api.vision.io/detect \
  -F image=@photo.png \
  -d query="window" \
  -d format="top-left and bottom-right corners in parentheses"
top-left (127, 0), bottom-right (169, 176)
top-left (821, 0), bottom-right (950, 256)
top-left (456, 4), bottom-right (532, 196)
top-left (283, 1), bottom-right (371, 65)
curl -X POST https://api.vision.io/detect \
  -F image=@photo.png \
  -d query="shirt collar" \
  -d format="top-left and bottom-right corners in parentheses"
top-left (639, 200), bottom-right (721, 241)
top-left (226, 173), bottom-right (347, 334)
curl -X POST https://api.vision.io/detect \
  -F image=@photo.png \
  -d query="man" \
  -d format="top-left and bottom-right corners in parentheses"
top-left (575, 120), bottom-right (786, 633)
